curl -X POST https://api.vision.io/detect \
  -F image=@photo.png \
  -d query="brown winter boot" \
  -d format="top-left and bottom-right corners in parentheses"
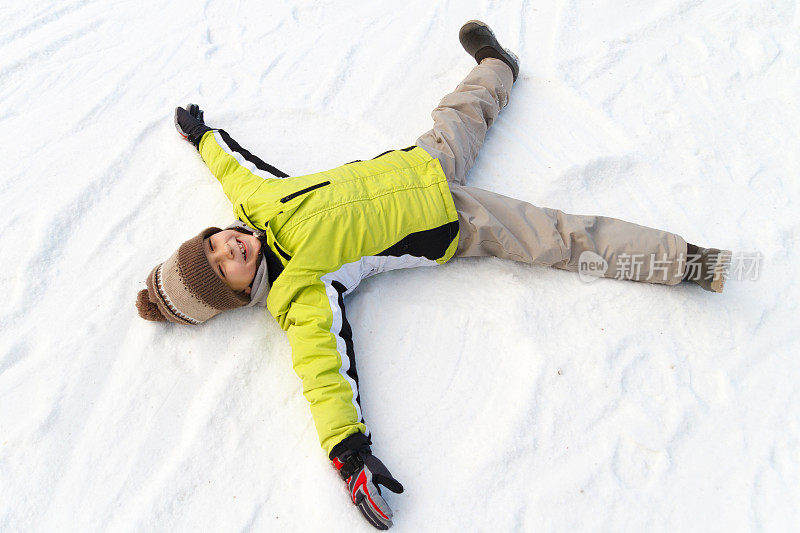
top-left (684, 245), bottom-right (732, 293)
top-left (459, 20), bottom-right (520, 81)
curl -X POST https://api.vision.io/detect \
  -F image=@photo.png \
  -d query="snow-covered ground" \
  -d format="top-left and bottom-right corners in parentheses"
top-left (1, 1), bottom-right (798, 531)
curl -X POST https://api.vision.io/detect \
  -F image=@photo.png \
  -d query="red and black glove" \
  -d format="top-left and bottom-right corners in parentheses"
top-left (331, 434), bottom-right (404, 530)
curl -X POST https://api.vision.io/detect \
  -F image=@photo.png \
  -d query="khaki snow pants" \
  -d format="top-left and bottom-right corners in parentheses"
top-left (416, 58), bottom-right (687, 285)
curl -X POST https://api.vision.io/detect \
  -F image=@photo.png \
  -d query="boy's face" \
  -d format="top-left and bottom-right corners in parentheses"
top-left (203, 230), bottom-right (262, 295)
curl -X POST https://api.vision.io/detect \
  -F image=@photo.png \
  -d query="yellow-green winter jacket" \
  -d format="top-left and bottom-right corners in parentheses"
top-left (198, 129), bottom-right (459, 456)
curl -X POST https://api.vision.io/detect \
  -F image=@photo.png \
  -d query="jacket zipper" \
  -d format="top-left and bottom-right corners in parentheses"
top-left (279, 181), bottom-right (331, 203)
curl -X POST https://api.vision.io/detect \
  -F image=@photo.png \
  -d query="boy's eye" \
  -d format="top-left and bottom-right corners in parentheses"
top-left (207, 240), bottom-right (223, 277)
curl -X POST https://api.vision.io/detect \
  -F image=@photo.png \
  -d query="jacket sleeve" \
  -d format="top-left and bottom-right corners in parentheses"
top-left (197, 129), bottom-right (287, 209)
top-left (282, 280), bottom-right (369, 456)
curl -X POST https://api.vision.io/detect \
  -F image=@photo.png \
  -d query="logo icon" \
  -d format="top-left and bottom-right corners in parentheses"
top-left (578, 251), bottom-right (608, 282)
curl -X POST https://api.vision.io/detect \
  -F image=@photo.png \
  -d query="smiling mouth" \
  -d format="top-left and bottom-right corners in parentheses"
top-left (236, 239), bottom-right (247, 260)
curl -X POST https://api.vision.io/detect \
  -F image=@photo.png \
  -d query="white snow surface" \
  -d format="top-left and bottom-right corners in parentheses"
top-left (1, 1), bottom-right (799, 531)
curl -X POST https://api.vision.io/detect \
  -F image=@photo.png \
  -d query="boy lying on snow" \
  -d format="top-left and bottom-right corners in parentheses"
top-left (136, 21), bottom-right (731, 530)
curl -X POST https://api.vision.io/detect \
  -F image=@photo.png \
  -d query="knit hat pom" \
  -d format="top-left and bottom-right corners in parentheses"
top-left (136, 289), bottom-right (167, 322)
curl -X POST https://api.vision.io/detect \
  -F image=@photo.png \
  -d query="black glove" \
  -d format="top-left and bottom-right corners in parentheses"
top-left (332, 438), bottom-right (404, 530)
top-left (174, 103), bottom-right (212, 148)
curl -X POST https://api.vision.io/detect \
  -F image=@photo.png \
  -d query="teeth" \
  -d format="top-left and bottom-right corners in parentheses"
top-left (237, 240), bottom-right (246, 259)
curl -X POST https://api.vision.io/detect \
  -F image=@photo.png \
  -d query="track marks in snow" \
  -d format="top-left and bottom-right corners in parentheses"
top-left (0, 121), bottom-right (160, 332)
top-left (0, 340), bottom-right (29, 378)
top-left (108, 354), bottom-right (242, 528)
top-left (0, 19), bottom-right (104, 84)
top-left (0, 0), bottom-right (93, 48)
top-left (556, 155), bottom-right (636, 196)
top-left (612, 436), bottom-right (671, 489)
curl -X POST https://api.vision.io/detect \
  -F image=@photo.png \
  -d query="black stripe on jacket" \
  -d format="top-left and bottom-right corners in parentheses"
top-left (217, 129), bottom-right (289, 178)
top-left (377, 220), bottom-right (459, 260)
top-left (331, 280), bottom-right (364, 425)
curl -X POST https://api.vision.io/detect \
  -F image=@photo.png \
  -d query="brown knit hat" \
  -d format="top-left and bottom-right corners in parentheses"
top-left (136, 227), bottom-right (249, 325)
